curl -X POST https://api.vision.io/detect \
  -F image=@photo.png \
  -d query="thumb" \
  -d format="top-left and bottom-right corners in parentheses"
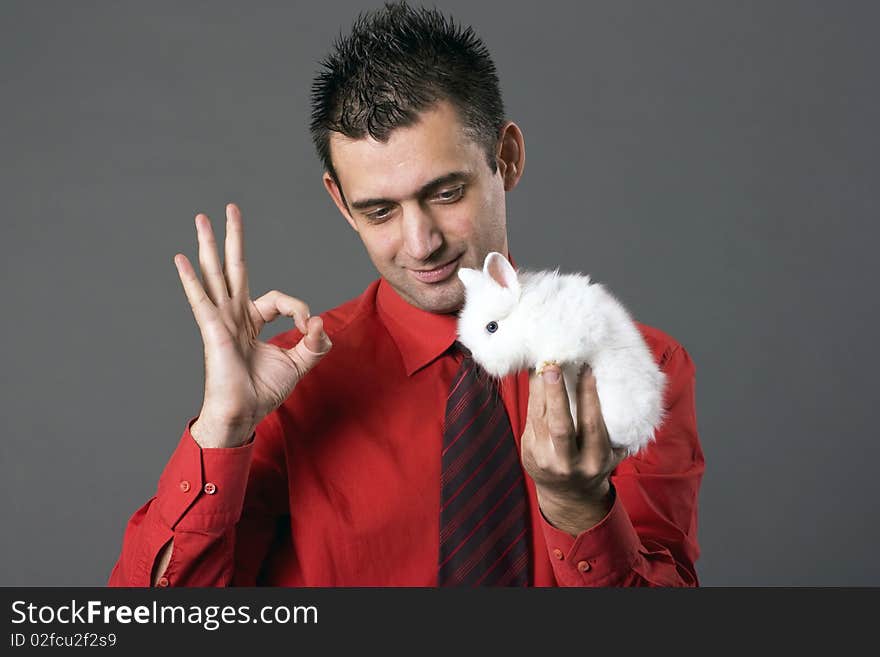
top-left (288, 315), bottom-right (332, 372)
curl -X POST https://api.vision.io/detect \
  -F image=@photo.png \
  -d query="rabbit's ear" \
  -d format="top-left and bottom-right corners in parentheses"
top-left (457, 267), bottom-right (480, 288)
top-left (484, 252), bottom-right (520, 294)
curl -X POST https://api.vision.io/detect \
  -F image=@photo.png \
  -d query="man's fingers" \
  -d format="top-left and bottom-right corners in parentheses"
top-left (224, 203), bottom-right (250, 299)
top-left (252, 290), bottom-right (312, 334)
top-left (195, 213), bottom-right (230, 304)
top-left (300, 315), bottom-right (333, 355)
top-left (251, 290), bottom-right (331, 374)
top-left (288, 315), bottom-right (333, 372)
top-left (173, 253), bottom-right (222, 338)
top-left (575, 365), bottom-right (613, 463)
top-left (527, 368), bottom-right (546, 423)
top-left (542, 365), bottom-right (578, 462)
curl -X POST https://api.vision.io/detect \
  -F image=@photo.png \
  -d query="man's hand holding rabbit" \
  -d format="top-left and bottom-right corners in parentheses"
top-left (521, 364), bottom-right (627, 536)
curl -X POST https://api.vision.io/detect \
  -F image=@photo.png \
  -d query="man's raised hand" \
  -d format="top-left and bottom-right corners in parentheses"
top-left (173, 203), bottom-right (332, 448)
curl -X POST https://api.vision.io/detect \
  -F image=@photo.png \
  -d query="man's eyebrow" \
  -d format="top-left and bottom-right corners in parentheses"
top-left (349, 171), bottom-right (473, 211)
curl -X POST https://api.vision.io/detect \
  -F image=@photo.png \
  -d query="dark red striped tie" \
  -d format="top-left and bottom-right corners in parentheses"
top-left (437, 343), bottom-right (531, 586)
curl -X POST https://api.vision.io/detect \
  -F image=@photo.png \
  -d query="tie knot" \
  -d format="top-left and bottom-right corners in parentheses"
top-left (453, 341), bottom-right (473, 361)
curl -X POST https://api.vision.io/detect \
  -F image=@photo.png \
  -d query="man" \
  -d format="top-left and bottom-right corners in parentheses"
top-left (109, 2), bottom-right (703, 587)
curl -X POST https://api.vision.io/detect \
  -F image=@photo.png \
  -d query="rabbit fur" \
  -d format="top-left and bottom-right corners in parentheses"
top-left (456, 252), bottom-right (666, 456)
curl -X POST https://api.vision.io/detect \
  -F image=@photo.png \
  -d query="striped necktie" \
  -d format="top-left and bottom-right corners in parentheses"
top-left (437, 343), bottom-right (531, 586)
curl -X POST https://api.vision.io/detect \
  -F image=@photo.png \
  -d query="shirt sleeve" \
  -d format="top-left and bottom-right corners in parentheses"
top-left (540, 343), bottom-right (705, 586)
top-left (107, 410), bottom-right (289, 587)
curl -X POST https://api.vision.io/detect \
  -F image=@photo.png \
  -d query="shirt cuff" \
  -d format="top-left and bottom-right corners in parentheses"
top-left (155, 417), bottom-right (255, 533)
top-left (541, 483), bottom-right (641, 586)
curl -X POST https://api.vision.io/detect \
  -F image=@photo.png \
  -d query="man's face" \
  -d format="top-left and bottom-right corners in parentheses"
top-left (324, 101), bottom-right (516, 314)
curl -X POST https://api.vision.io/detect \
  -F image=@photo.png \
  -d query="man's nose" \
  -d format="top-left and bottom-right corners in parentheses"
top-left (400, 204), bottom-right (443, 262)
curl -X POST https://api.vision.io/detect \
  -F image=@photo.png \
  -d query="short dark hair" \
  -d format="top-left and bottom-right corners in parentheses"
top-left (310, 2), bottom-right (505, 191)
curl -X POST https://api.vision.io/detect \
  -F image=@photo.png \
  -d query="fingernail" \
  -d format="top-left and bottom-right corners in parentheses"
top-left (543, 368), bottom-right (560, 383)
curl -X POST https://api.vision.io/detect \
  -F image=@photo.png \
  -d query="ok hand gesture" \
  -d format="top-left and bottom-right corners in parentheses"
top-left (173, 203), bottom-right (332, 448)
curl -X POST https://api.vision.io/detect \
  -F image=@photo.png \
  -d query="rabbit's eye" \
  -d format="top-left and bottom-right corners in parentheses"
top-left (485, 321), bottom-right (498, 334)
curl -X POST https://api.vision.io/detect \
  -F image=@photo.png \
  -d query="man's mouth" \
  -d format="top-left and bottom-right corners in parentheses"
top-left (407, 255), bottom-right (462, 284)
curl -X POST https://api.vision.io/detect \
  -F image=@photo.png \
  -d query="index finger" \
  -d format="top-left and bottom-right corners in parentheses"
top-left (542, 365), bottom-right (579, 463)
top-left (224, 203), bottom-right (249, 299)
top-left (527, 368), bottom-right (546, 427)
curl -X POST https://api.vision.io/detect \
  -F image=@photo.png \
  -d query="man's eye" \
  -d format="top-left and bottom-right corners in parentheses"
top-left (367, 207), bottom-right (393, 222)
top-left (434, 185), bottom-right (464, 202)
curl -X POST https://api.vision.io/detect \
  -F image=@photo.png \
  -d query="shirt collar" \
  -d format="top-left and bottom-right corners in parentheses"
top-left (374, 251), bottom-right (518, 377)
top-left (376, 277), bottom-right (458, 377)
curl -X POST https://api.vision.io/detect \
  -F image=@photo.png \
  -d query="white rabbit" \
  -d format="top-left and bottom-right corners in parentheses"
top-left (456, 252), bottom-right (667, 456)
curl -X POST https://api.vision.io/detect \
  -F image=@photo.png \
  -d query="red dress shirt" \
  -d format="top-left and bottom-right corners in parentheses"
top-left (108, 274), bottom-right (704, 587)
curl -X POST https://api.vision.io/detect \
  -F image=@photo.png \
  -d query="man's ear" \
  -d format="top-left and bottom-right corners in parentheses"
top-left (322, 171), bottom-right (359, 233)
top-left (495, 121), bottom-right (526, 192)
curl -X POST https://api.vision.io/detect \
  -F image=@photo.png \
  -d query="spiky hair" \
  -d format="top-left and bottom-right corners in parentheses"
top-left (310, 2), bottom-right (505, 187)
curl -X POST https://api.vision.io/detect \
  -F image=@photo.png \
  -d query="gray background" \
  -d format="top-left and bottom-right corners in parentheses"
top-left (2, 0), bottom-right (877, 586)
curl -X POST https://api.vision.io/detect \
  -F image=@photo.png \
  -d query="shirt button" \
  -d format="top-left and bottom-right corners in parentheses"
top-left (157, 577), bottom-right (170, 587)
top-left (577, 560), bottom-right (591, 572)
top-left (203, 482), bottom-right (217, 495)
top-left (552, 548), bottom-right (564, 560)
top-left (179, 480), bottom-right (190, 493)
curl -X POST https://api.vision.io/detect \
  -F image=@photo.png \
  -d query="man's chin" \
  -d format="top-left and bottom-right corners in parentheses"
top-left (395, 279), bottom-right (464, 314)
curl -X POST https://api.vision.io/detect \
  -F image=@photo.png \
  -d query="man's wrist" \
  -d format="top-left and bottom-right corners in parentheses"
top-left (190, 415), bottom-right (255, 449)
top-left (536, 479), bottom-right (614, 536)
